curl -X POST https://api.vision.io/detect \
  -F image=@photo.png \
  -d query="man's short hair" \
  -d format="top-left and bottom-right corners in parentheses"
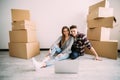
top-left (70, 25), bottom-right (77, 29)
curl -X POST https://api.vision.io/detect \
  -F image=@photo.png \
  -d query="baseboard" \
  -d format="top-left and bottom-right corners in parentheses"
top-left (40, 48), bottom-right (49, 51)
top-left (0, 49), bottom-right (9, 51)
top-left (0, 48), bottom-right (49, 51)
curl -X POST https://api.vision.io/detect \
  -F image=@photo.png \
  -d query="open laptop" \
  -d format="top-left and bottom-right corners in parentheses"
top-left (54, 60), bottom-right (79, 74)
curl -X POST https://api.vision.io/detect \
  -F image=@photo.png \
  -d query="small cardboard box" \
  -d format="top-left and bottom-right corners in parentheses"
top-left (88, 7), bottom-right (113, 20)
top-left (85, 40), bottom-right (118, 59)
top-left (11, 9), bottom-right (30, 21)
top-left (87, 27), bottom-right (111, 41)
top-left (12, 20), bottom-right (36, 30)
top-left (89, 0), bottom-right (109, 13)
top-left (9, 30), bottom-right (38, 42)
top-left (87, 17), bottom-right (114, 28)
top-left (9, 42), bottom-right (40, 59)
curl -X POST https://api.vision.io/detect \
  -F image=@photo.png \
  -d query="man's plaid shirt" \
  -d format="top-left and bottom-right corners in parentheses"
top-left (71, 32), bottom-right (92, 54)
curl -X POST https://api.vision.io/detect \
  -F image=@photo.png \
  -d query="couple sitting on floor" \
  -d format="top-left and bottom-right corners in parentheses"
top-left (32, 25), bottom-right (101, 71)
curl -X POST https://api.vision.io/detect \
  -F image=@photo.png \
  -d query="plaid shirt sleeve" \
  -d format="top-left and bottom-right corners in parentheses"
top-left (82, 34), bottom-right (92, 49)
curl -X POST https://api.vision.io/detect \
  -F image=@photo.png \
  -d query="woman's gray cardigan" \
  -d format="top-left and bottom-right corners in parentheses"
top-left (50, 36), bottom-right (74, 55)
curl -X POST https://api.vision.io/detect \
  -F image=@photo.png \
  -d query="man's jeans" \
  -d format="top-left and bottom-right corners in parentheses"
top-left (69, 51), bottom-right (80, 59)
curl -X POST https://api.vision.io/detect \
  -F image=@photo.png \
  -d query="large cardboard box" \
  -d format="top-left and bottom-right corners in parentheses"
top-left (87, 27), bottom-right (111, 41)
top-left (9, 30), bottom-right (38, 42)
top-left (11, 9), bottom-right (30, 21)
top-left (85, 40), bottom-right (118, 59)
top-left (89, 0), bottom-right (109, 14)
top-left (12, 20), bottom-right (36, 30)
top-left (88, 7), bottom-right (113, 20)
top-left (9, 42), bottom-right (40, 59)
top-left (87, 17), bottom-right (114, 28)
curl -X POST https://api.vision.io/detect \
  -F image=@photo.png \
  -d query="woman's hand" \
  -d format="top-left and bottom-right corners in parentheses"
top-left (57, 53), bottom-right (63, 58)
top-left (48, 49), bottom-right (51, 53)
top-left (45, 49), bottom-right (51, 57)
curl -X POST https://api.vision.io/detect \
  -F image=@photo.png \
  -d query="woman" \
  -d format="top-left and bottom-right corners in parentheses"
top-left (32, 26), bottom-right (74, 71)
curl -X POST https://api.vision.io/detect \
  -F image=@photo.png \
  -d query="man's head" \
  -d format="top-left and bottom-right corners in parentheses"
top-left (70, 25), bottom-right (78, 37)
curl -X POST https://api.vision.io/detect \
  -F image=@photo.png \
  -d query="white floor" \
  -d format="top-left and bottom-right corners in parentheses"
top-left (0, 51), bottom-right (120, 80)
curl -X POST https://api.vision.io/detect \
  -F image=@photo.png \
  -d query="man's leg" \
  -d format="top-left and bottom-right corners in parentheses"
top-left (69, 51), bottom-right (80, 59)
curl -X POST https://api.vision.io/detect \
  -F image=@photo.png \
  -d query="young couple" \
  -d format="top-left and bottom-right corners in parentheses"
top-left (32, 25), bottom-right (101, 71)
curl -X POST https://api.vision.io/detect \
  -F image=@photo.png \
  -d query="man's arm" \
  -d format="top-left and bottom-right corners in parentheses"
top-left (89, 47), bottom-right (102, 60)
top-left (81, 34), bottom-right (101, 60)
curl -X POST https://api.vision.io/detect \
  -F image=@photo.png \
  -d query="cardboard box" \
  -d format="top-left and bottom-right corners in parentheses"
top-left (11, 9), bottom-right (30, 21)
top-left (89, 0), bottom-right (109, 13)
top-left (88, 7), bottom-right (113, 20)
top-left (9, 42), bottom-right (40, 59)
top-left (9, 30), bottom-right (38, 42)
top-left (85, 40), bottom-right (118, 59)
top-left (87, 17), bottom-right (114, 28)
top-left (87, 27), bottom-right (111, 41)
top-left (12, 20), bottom-right (36, 30)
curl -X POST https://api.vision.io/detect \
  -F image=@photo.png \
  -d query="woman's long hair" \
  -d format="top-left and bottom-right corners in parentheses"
top-left (59, 26), bottom-right (70, 47)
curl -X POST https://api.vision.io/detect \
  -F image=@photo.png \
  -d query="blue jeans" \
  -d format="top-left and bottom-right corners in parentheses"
top-left (69, 51), bottom-right (80, 59)
top-left (50, 45), bottom-right (61, 56)
top-left (45, 45), bottom-right (69, 66)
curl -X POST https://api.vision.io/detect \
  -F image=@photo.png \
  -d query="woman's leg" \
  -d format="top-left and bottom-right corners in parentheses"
top-left (49, 45), bottom-right (61, 56)
top-left (41, 44), bottom-right (61, 63)
top-left (31, 45), bottom-right (62, 71)
top-left (32, 58), bottom-right (44, 71)
top-left (55, 54), bottom-right (69, 61)
top-left (45, 54), bottom-right (69, 66)
top-left (41, 56), bottom-right (51, 63)
top-left (32, 45), bottom-right (62, 69)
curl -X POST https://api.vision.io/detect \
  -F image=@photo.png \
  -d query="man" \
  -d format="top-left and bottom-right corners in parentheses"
top-left (69, 25), bottom-right (101, 60)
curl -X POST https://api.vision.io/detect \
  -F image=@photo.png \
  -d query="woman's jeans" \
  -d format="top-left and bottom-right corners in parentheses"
top-left (45, 45), bottom-right (69, 66)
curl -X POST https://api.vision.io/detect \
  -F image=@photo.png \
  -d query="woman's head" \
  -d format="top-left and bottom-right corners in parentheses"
top-left (62, 26), bottom-right (70, 37)
top-left (59, 26), bottom-right (70, 47)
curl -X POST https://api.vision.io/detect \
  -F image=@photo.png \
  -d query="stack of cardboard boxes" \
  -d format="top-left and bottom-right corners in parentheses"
top-left (8, 9), bottom-right (40, 59)
top-left (85, 0), bottom-right (118, 59)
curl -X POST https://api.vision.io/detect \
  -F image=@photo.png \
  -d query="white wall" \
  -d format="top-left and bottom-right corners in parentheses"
top-left (109, 0), bottom-right (120, 49)
top-left (0, 0), bottom-right (120, 49)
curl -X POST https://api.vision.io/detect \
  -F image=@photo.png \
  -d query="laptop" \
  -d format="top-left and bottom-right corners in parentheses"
top-left (54, 60), bottom-right (79, 74)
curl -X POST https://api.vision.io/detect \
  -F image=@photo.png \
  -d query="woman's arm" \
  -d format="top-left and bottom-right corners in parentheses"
top-left (61, 36), bottom-right (74, 54)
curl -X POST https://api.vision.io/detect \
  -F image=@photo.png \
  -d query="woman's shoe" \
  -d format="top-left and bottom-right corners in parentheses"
top-left (31, 58), bottom-right (43, 71)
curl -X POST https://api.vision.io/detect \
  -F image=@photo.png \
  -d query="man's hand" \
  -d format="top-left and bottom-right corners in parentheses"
top-left (90, 47), bottom-right (102, 61)
top-left (94, 56), bottom-right (102, 61)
